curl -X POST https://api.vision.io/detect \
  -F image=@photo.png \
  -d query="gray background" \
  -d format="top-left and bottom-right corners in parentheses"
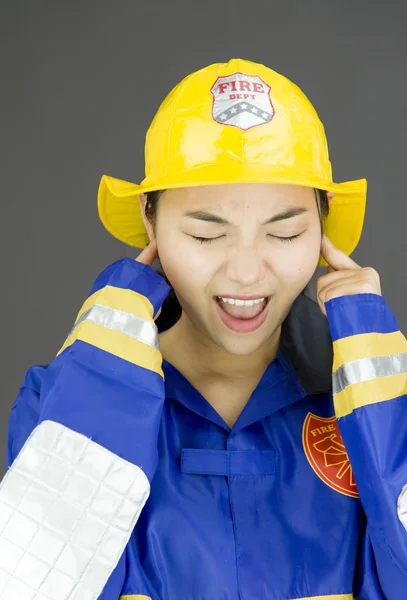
top-left (1, 0), bottom-right (406, 474)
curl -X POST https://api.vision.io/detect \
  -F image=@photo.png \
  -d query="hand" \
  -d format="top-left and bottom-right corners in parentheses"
top-left (135, 239), bottom-right (162, 320)
top-left (316, 235), bottom-right (382, 317)
top-left (135, 238), bottom-right (159, 266)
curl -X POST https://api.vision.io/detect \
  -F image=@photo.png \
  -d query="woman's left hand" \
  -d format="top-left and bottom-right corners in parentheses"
top-left (316, 235), bottom-right (382, 317)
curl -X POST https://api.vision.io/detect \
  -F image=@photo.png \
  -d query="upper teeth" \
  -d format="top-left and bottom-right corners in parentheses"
top-left (219, 297), bottom-right (265, 306)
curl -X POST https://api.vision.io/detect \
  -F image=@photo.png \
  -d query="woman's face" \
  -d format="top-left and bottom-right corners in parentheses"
top-left (149, 183), bottom-right (323, 356)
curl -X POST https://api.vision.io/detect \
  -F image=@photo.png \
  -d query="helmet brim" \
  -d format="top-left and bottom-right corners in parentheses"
top-left (98, 173), bottom-right (366, 267)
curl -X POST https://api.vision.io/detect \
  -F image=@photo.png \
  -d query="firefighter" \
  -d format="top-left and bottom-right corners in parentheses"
top-left (2, 58), bottom-right (407, 599)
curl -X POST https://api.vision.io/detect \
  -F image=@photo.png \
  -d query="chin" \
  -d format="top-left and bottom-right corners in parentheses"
top-left (212, 330), bottom-right (276, 357)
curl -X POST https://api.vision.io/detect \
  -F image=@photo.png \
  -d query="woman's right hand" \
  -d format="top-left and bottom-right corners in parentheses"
top-left (135, 239), bottom-right (163, 320)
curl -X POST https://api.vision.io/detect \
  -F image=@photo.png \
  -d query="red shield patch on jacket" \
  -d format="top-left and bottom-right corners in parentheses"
top-left (302, 413), bottom-right (359, 498)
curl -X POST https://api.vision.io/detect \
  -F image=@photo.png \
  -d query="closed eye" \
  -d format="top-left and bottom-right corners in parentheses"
top-left (268, 234), bottom-right (302, 243)
top-left (189, 235), bottom-right (225, 244)
top-left (189, 233), bottom-right (303, 245)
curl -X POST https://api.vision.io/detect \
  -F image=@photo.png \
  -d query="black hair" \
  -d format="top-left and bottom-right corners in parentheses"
top-left (145, 189), bottom-right (164, 221)
top-left (145, 187), bottom-right (330, 333)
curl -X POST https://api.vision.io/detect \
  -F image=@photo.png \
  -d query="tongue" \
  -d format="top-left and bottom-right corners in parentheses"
top-left (218, 299), bottom-right (266, 320)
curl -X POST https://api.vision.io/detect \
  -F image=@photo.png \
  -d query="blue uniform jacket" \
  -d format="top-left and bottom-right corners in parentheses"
top-left (3, 258), bottom-right (407, 600)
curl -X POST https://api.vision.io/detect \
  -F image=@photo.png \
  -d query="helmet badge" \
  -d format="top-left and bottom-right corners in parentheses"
top-left (210, 72), bottom-right (275, 131)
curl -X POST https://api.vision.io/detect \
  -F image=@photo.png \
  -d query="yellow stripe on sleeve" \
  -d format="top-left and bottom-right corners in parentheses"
top-left (334, 372), bottom-right (407, 418)
top-left (292, 596), bottom-right (353, 600)
top-left (75, 285), bottom-right (155, 324)
top-left (332, 331), bottom-right (407, 372)
top-left (58, 321), bottom-right (163, 377)
top-left (120, 596), bottom-right (152, 600)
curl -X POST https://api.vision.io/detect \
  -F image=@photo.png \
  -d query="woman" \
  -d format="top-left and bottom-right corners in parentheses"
top-left (2, 58), bottom-right (407, 599)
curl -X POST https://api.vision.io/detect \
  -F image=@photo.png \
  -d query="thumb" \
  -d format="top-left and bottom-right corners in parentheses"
top-left (135, 238), bottom-right (158, 267)
top-left (135, 239), bottom-right (162, 320)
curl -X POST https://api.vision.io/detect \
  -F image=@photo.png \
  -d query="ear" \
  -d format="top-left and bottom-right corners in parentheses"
top-left (327, 192), bottom-right (335, 201)
top-left (138, 193), bottom-right (155, 242)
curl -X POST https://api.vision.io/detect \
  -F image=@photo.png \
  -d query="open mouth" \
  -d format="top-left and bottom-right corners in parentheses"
top-left (214, 296), bottom-right (271, 334)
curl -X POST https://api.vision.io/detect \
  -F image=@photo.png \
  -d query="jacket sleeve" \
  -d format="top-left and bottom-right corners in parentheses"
top-left (325, 293), bottom-right (407, 599)
top-left (0, 257), bottom-right (169, 600)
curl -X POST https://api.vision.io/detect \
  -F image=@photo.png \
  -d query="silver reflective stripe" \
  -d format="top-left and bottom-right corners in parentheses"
top-left (333, 352), bottom-right (407, 395)
top-left (398, 483), bottom-right (407, 531)
top-left (70, 304), bottom-right (159, 349)
top-left (0, 420), bottom-right (150, 599)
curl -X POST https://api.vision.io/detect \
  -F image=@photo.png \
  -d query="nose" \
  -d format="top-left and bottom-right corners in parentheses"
top-left (224, 241), bottom-right (267, 288)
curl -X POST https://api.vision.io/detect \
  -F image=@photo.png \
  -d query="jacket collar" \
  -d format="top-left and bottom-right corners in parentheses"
top-left (280, 292), bottom-right (333, 395)
top-left (159, 291), bottom-right (333, 432)
top-left (163, 349), bottom-right (310, 434)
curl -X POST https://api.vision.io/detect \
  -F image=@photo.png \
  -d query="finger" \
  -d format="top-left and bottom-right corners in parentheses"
top-left (318, 271), bottom-right (381, 305)
top-left (321, 235), bottom-right (360, 271)
top-left (317, 267), bottom-right (380, 297)
top-left (316, 288), bottom-right (328, 317)
top-left (317, 274), bottom-right (355, 309)
top-left (316, 269), bottom-right (359, 297)
top-left (316, 278), bottom-right (365, 317)
top-left (321, 281), bottom-right (380, 304)
top-left (135, 240), bottom-right (163, 321)
top-left (135, 238), bottom-right (158, 266)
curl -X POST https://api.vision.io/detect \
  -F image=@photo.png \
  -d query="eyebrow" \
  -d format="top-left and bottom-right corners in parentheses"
top-left (182, 207), bottom-right (309, 225)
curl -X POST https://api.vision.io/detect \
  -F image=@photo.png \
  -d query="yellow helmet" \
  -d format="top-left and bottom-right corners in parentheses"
top-left (98, 58), bottom-right (366, 265)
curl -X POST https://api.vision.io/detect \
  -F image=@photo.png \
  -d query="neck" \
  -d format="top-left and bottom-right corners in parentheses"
top-left (160, 311), bottom-right (281, 384)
